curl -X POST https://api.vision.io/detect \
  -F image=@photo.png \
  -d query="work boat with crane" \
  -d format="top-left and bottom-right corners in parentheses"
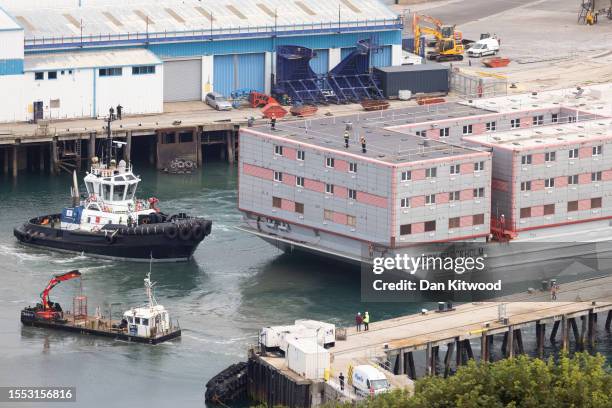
top-left (14, 119), bottom-right (212, 262)
top-left (20, 270), bottom-right (181, 344)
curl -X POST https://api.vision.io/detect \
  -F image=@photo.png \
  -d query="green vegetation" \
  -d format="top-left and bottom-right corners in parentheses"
top-left (326, 353), bottom-right (612, 408)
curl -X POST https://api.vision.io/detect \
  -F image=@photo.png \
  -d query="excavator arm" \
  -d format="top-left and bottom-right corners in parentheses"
top-left (40, 270), bottom-right (81, 311)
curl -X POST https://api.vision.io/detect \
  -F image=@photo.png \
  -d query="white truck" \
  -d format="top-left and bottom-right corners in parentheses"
top-left (351, 365), bottom-right (391, 397)
top-left (466, 37), bottom-right (500, 57)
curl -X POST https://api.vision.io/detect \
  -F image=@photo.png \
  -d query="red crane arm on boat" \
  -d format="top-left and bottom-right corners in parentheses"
top-left (40, 270), bottom-right (81, 310)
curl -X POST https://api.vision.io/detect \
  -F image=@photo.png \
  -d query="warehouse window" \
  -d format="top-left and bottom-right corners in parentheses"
top-left (163, 134), bottom-right (176, 144)
top-left (34, 72), bottom-right (44, 80)
top-left (132, 65), bottom-right (156, 75)
top-left (47, 71), bottom-right (57, 80)
top-left (99, 67), bottom-right (122, 77)
top-left (179, 132), bottom-right (193, 143)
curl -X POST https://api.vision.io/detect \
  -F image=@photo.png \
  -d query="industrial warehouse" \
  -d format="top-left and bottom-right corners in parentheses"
top-left (0, 0), bottom-right (402, 122)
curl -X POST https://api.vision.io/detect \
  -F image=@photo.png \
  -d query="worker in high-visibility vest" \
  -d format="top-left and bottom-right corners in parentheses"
top-left (363, 311), bottom-right (370, 331)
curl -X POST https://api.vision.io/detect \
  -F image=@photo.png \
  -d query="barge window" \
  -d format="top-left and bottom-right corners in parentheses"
top-left (142, 318), bottom-right (149, 326)
top-left (135, 317), bottom-right (141, 324)
top-left (128, 316), bottom-right (134, 324)
top-left (592, 197), bottom-right (602, 208)
top-left (520, 207), bottom-right (531, 218)
top-left (400, 224), bottom-right (411, 235)
top-left (48, 71), bottom-right (57, 80)
top-left (86, 181), bottom-right (94, 194)
top-left (113, 184), bottom-right (126, 201)
top-left (35, 72), bottom-right (44, 80)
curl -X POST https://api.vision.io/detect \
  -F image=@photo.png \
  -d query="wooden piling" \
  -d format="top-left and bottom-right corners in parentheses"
top-left (432, 346), bottom-right (439, 375)
top-left (124, 131), bottom-right (132, 163)
top-left (455, 338), bottom-right (463, 366)
top-left (398, 349), bottom-right (404, 375)
top-left (88, 133), bottom-right (96, 166)
top-left (580, 316), bottom-right (587, 351)
top-left (425, 343), bottom-right (433, 376)
top-left (561, 316), bottom-right (569, 351)
top-left (196, 128), bottom-right (203, 167)
top-left (570, 318), bottom-right (581, 349)
top-left (3, 147), bottom-right (8, 174)
top-left (514, 329), bottom-right (524, 354)
top-left (550, 320), bottom-right (560, 343)
top-left (50, 137), bottom-right (58, 175)
top-left (226, 130), bottom-right (235, 164)
top-left (12, 143), bottom-right (19, 178)
top-left (507, 327), bottom-right (514, 358)
top-left (406, 352), bottom-right (416, 380)
top-left (536, 322), bottom-right (545, 358)
top-left (444, 342), bottom-right (454, 378)
top-left (39, 144), bottom-right (45, 172)
top-left (463, 340), bottom-right (474, 361)
top-left (588, 311), bottom-right (596, 349)
top-left (606, 311), bottom-right (612, 330)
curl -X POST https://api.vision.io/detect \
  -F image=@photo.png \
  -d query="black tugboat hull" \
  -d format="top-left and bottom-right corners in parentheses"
top-left (14, 217), bottom-right (212, 262)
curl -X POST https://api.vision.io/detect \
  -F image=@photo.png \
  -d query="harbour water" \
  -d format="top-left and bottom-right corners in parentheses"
top-left (0, 161), bottom-right (611, 408)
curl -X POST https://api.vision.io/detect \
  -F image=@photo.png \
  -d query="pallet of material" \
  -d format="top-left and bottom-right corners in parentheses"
top-left (416, 97), bottom-right (446, 105)
top-left (361, 99), bottom-right (390, 111)
top-left (290, 105), bottom-right (318, 117)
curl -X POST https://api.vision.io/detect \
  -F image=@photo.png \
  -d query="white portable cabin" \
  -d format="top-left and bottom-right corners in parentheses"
top-left (286, 338), bottom-right (330, 380)
top-left (294, 319), bottom-right (336, 347)
top-left (279, 326), bottom-right (320, 353)
top-left (259, 325), bottom-right (298, 349)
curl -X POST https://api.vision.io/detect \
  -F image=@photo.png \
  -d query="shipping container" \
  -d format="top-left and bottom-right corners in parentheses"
top-left (280, 327), bottom-right (321, 353)
top-left (374, 63), bottom-right (449, 98)
top-left (294, 319), bottom-right (336, 347)
top-left (286, 338), bottom-right (330, 380)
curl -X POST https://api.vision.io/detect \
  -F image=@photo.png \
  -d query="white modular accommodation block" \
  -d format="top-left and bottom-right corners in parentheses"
top-left (294, 319), bottom-right (335, 347)
top-left (286, 338), bottom-right (330, 380)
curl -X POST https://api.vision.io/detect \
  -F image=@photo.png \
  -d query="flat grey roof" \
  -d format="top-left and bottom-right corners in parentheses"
top-left (251, 103), bottom-right (493, 163)
top-left (374, 62), bottom-right (448, 73)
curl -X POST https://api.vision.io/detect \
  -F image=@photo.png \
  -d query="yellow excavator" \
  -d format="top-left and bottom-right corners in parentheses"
top-left (413, 13), bottom-right (464, 62)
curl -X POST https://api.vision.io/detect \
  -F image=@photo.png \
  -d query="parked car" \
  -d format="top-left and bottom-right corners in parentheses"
top-left (466, 38), bottom-right (500, 57)
top-left (205, 92), bottom-right (232, 110)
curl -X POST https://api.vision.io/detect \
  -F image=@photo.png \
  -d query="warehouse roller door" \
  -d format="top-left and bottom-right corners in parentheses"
top-left (213, 53), bottom-right (265, 97)
top-left (163, 59), bottom-right (202, 102)
top-left (371, 45), bottom-right (392, 68)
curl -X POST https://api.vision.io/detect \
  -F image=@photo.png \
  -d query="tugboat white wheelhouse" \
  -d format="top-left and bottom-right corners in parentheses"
top-left (13, 116), bottom-right (212, 262)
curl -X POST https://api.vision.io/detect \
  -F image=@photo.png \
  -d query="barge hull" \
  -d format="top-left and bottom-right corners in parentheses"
top-left (21, 317), bottom-right (181, 344)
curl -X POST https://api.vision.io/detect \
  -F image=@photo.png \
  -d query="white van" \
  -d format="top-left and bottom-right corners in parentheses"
top-left (466, 38), bottom-right (500, 57)
top-left (351, 365), bottom-right (391, 397)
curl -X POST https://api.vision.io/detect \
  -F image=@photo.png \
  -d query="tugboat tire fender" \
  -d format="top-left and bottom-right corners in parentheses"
top-left (24, 231), bottom-right (32, 242)
top-left (192, 224), bottom-right (204, 240)
top-left (204, 221), bottom-right (212, 236)
top-left (179, 225), bottom-right (192, 240)
top-left (105, 234), bottom-right (116, 244)
top-left (165, 225), bottom-right (179, 240)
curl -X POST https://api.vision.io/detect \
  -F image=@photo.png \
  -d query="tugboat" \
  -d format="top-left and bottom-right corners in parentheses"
top-left (21, 270), bottom-right (181, 344)
top-left (14, 117), bottom-right (212, 262)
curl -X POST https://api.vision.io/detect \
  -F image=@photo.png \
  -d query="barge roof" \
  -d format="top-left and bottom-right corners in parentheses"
top-left (249, 103), bottom-right (493, 164)
top-left (463, 119), bottom-right (612, 150)
top-left (461, 83), bottom-right (612, 117)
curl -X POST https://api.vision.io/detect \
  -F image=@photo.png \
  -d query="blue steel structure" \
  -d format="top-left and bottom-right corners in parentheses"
top-left (274, 40), bottom-right (384, 105)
